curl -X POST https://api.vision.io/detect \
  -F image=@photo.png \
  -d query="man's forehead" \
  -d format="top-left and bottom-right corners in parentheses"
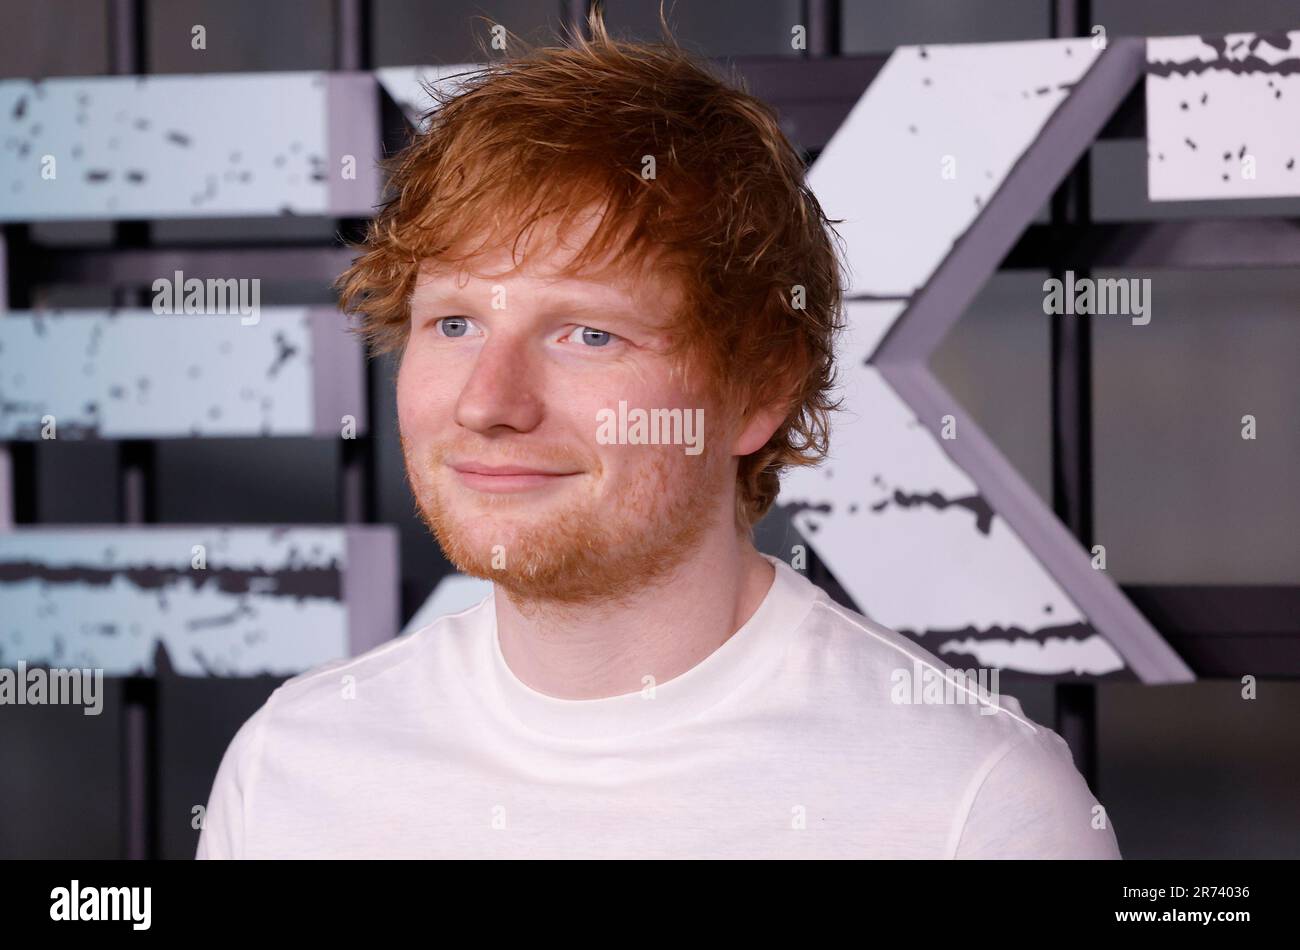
top-left (412, 252), bottom-right (675, 311)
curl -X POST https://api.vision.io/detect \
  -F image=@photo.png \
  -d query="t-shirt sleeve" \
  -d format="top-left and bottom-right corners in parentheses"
top-left (951, 728), bottom-right (1121, 859)
top-left (195, 701), bottom-right (272, 860)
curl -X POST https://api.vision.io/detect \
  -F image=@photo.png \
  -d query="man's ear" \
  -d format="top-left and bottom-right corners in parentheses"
top-left (730, 400), bottom-right (788, 458)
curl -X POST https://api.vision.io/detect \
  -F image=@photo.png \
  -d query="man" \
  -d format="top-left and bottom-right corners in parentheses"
top-left (197, 11), bottom-right (1120, 859)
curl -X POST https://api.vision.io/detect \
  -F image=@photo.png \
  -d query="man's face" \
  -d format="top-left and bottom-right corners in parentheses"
top-left (397, 218), bottom-right (735, 605)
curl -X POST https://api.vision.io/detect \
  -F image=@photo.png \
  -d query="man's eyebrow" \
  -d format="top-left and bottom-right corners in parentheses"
top-left (408, 287), bottom-right (466, 310)
top-left (411, 285), bottom-right (663, 330)
top-left (555, 299), bottom-right (656, 327)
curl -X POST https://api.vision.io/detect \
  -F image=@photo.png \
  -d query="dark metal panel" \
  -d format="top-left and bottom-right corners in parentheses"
top-left (1003, 219), bottom-right (1300, 269)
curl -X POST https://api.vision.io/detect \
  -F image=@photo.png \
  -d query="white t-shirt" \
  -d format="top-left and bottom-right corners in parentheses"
top-left (196, 555), bottom-right (1121, 859)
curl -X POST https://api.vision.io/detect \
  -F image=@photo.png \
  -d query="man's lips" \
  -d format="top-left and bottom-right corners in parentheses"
top-left (447, 460), bottom-right (583, 493)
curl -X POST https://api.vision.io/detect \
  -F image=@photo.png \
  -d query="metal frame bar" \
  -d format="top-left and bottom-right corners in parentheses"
top-left (1125, 585), bottom-right (1300, 678)
top-left (15, 245), bottom-right (357, 287)
top-left (1048, 0), bottom-right (1099, 781)
top-left (563, 0), bottom-right (591, 40)
top-left (1003, 219), bottom-right (1300, 270)
top-left (335, 0), bottom-right (376, 528)
top-left (0, 228), bottom-right (10, 531)
top-left (1, 225), bottom-right (37, 528)
top-left (804, 0), bottom-right (842, 58)
top-left (105, 0), bottom-right (158, 863)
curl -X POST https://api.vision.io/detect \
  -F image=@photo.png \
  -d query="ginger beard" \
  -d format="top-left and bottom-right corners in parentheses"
top-left (401, 415), bottom-right (731, 607)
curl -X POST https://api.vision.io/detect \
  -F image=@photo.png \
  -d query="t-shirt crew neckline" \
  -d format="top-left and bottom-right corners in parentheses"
top-left (483, 554), bottom-right (818, 742)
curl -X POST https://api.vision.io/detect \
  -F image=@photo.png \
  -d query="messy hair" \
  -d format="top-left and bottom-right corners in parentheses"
top-left (334, 2), bottom-right (846, 530)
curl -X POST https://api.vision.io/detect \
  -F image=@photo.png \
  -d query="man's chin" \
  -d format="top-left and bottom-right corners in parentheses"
top-left (421, 508), bottom-right (601, 602)
top-left (454, 554), bottom-right (606, 606)
top-left (422, 504), bottom-right (709, 608)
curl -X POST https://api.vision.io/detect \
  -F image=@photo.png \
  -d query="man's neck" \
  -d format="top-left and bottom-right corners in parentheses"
top-left (493, 533), bottom-right (776, 701)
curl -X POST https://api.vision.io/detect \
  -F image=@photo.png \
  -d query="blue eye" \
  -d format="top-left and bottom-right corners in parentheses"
top-left (572, 326), bottom-right (612, 347)
top-left (437, 316), bottom-right (470, 338)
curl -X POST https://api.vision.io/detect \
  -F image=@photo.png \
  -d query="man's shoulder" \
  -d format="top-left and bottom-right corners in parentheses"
top-left (793, 590), bottom-right (1045, 751)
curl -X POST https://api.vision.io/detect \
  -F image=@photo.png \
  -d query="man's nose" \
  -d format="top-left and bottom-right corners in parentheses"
top-left (453, 334), bottom-right (544, 433)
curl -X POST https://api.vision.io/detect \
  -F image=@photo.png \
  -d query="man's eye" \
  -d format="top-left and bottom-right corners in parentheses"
top-left (435, 316), bottom-right (474, 338)
top-left (564, 326), bottom-right (614, 347)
